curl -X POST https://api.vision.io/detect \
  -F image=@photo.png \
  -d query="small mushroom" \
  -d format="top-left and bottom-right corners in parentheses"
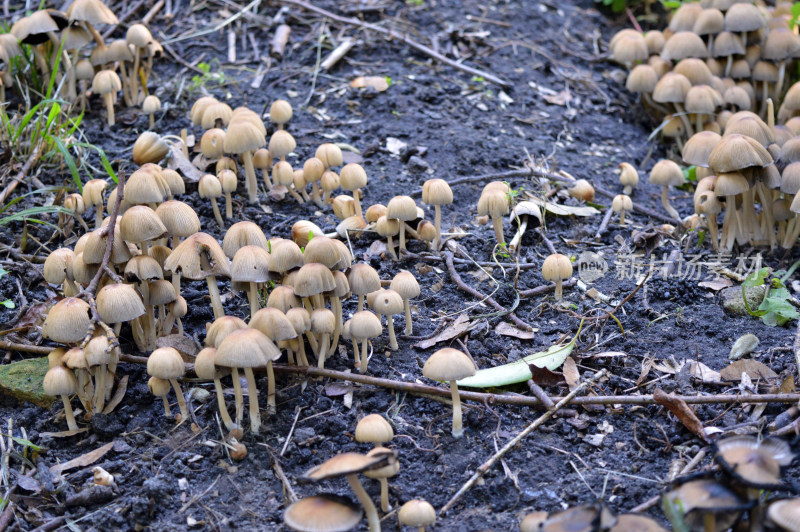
top-left (350, 311), bottom-right (382, 373)
top-left (363, 446), bottom-right (399, 512)
top-left (421, 178), bottom-right (453, 250)
top-left (663, 479), bottom-right (749, 532)
top-left (339, 163), bottom-right (368, 218)
top-left (43, 365), bottom-right (79, 431)
top-left (148, 376), bottom-right (172, 417)
top-left (142, 94), bottom-right (160, 128)
top-left (219, 169), bottom-right (237, 219)
top-left (284, 494), bottom-right (363, 532)
top-left (390, 271), bottom-right (420, 335)
top-left (147, 347), bottom-right (189, 422)
top-left (372, 289), bottom-right (404, 351)
top-left (386, 196), bottom-right (418, 253)
top-left (270, 99), bottom-right (292, 130)
top-left (398, 499), bottom-right (436, 532)
top-left (92, 69), bottom-right (121, 126)
top-left (541, 253), bottom-right (573, 302)
top-left (355, 414), bottom-right (393, 448)
top-left (618, 162), bottom-right (639, 195)
top-left (477, 184), bottom-right (510, 246)
top-left (568, 179), bottom-right (595, 203)
top-left (199, 174), bottom-right (225, 228)
top-left (422, 348), bottom-right (476, 438)
top-left (194, 347), bottom-right (236, 431)
top-left (767, 498), bottom-right (800, 532)
top-left (231, 245), bottom-right (271, 318)
top-left (612, 194), bottom-right (633, 225)
top-left (649, 160), bottom-right (685, 222)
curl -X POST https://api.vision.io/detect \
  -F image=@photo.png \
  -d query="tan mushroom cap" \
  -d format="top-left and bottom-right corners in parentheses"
top-left (350, 311), bottom-right (382, 339)
top-left (124, 255), bottom-right (163, 284)
top-left (709, 135), bottom-right (772, 173)
top-left (148, 376), bottom-right (170, 397)
top-left (132, 132), bottom-right (169, 166)
top-left (303, 236), bottom-right (341, 268)
top-left (305, 450), bottom-right (395, 481)
top-left (609, 514), bottom-right (668, 532)
top-left (164, 232), bottom-right (230, 280)
top-left (120, 205), bottom-right (168, 244)
top-left (155, 200), bottom-right (201, 238)
top-left (270, 99), bottom-right (293, 124)
top-left (683, 131), bottom-right (722, 167)
top-left (649, 160), bottom-right (685, 188)
top-left (205, 316), bottom-right (247, 347)
top-left (250, 307), bottom-right (297, 342)
top-left (386, 195), bottom-right (418, 221)
top-left (147, 347), bottom-right (185, 380)
top-left (231, 245), bottom-right (271, 284)
top-left (293, 263), bottom-right (336, 298)
top-left (194, 347), bottom-right (220, 380)
top-left (661, 31), bottom-right (707, 61)
top-left (477, 188), bottom-right (510, 217)
top-left (421, 178), bottom-right (453, 206)
top-left (269, 130), bottom-right (296, 158)
top-left (91, 69), bottom-right (121, 94)
top-left (96, 283), bottom-right (146, 324)
top-left (44, 364), bottom-right (79, 398)
top-left (423, 348), bottom-right (476, 382)
top-left (541, 504), bottom-right (616, 532)
top-left (355, 414), bottom-right (394, 444)
top-left (542, 253), bottom-right (573, 282)
top-left (398, 499), bottom-right (436, 529)
top-left (283, 495), bottom-right (363, 532)
top-left (520, 512), bottom-right (549, 532)
top-left (612, 194), bottom-right (633, 213)
top-left (714, 435), bottom-right (793, 488)
top-left (224, 119), bottom-right (265, 154)
top-left (724, 2), bottom-right (764, 32)
top-left (339, 163), bottom-right (367, 191)
top-left (371, 289), bottom-right (404, 315)
top-left (269, 239), bottom-right (304, 273)
top-left (126, 168), bottom-right (166, 205)
top-left (767, 499), bottom-right (800, 532)
top-left (653, 72), bottom-right (691, 103)
top-left (315, 143), bottom-right (343, 168)
top-left (216, 327), bottom-right (280, 367)
top-left (390, 271), bottom-right (420, 299)
top-left (44, 248), bottom-right (75, 285)
top-left (222, 221), bottom-right (268, 259)
top-left (66, 0), bottom-right (118, 25)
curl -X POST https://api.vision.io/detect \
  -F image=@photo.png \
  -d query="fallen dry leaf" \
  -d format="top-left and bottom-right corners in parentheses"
top-left (167, 144), bottom-right (204, 182)
top-left (414, 314), bottom-right (474, 349)
top-left (350, 76), bottom-right (390, 92)
top-left (515, 198), bottom-right (598, 218)
top-left (365, 240), bottom-right (388, 258)
top-left (39, 428), bottom-right (89, 439)
top-left (495, 322), bottom-right (537, 340)
top-left (157, 334), bottom-right (199, 358)
top-left (528, 364), bottom-right (564, 387)
top-left (653, 388), bottom-right (708, 442)
top-left (699, 278), bottom-right (732, 291)
top-left (102, 375), bottom-right (128, 415)
top-left (720, 359), bottom-right (778, 382)
top-left (50, 441), bottom-right (114, 477)
top-left (562, 356), bottom-right (580, 392)
top-left (780, 374), bottom-right (796, 394)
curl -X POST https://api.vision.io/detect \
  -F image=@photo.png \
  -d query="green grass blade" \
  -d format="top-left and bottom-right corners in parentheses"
top-left (49, 135), bottom-right (82, 192)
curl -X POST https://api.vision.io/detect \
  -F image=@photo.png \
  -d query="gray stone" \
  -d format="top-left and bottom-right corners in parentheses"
top-left (721, 285), bottom-right (766, 316)
top-left (406, 155), bottom-right (430, 174)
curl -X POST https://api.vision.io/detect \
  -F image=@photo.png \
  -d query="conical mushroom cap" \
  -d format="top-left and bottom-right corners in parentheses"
top-left (156, 200), bottom-right (201, 238)
top-left (222, 221), bottom-right (269, 259)
top-left (164, 232), bottom-right (230, 280)
top-left (708, 134), bottom-right (772, 172)
top-left (350, 311), bottom-right (382, 340)
top-left (43, 365), bottom-right (78, 396)
top-left (67, 0), bottom-right (118, 25)
top-left (283, 495), bottom-right (363, 532)
top-left (231, 245), bottom-right (271, 284)
top-left (250, 308), bottom-right (297, 342)
top-left (42, 298), bottom-right (91, 344)
top-left (215, 327), bottom-right (280, 367)
top-left (120, 205), bottom-right (167, 243)
top-left (96, 283), bottom-right (145, 324)
top-left (147, 347), bottom-right (185, 380)
top-left (355, 414), bottom-right (394, 444)
top-left (305, 450), bottom-right (395, 481)
top-left (423, 348), bottom-right (476, 381)
top-left (224, 120), bottom-right (266, 154)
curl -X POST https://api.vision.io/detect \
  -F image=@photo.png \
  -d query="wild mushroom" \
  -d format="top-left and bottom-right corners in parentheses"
top-left (355, 414), bottom-right (393, 448)
top-left (199, 174), bottom-right (225, 229)
top-left (194, 347), bottom-right (236, 431)
top-left (147, 347), bottom-right (189, 422)
top-left (216, 328), bottom-right (280, 431)
top-left (339, 163), bottom-right (367, 218)
top-left (132, 131), bottom-right (169, 166)
top-left (372, 289), bottom-right (403, 351)
top-left (43, 365), bottom-right (79, 431)
top-left (142, 94), bottom-right (160, 128)
top-left (663, 479), bottom-right (749, 532)
top-left (364, 446), bottom-right (399, 512)
top-left (303, 158), bottom-right (326, 207)
top-left (84, 332), bottom-right (116, 412)
top-left (286, 307), bottom-right (311, 366)
top-left (422, 348), bottom-right (476, 438)
top-left (477, 185), bottom-right (510, 246)
top-left (82, 179), bottom-right (107, 228)
top-left (232, 245), bottom-right (271, 318)
top-left (713, 435), bottom-right (793, 490)
top-left (44, 248), bottom-right (77, 296)
top-left (541, 253), bottom-right (573, 301)
top-left (311, 308), bottom-right (336, 368)
top-left (767, 499), bottom-right (800, 532)
top-left (42, 297), bottom-right (91, 345)
top-left (119, 204), bottom-right (167, 257)
top-left (284, 495), bottom-right (363, 532)
top-left (375, 216), bottom-right (400, 260)
top-left (390, 271), bottom-right (419, 335)
top-left (612, 194), bottom-right (633, 225)
top-left (164, 232), bottom-right (231, 319)
top-left (92, 69), bottom-right (121, 126)
top-left (618, 163), bottom-right (639, 195)
top-left (224, 116), bottom-right (266, 203)
top-left (304, 451), bottom-right (395, 532)
top-left (350, 311), bottom-right (382, 373)
top-left (155, 200), bottom-right (201, 250)
top-left (270, 99), bottom-right (292, 129)
top-left (126, 24), bottom-right (152, 103)
top-left (269, 130), bottom-right (296, 164)
top-left (649, 160), bottom-right (685, 222)
top-left (398, 500), bottom-right (436, 532)
top-left (349, 264), bottom-right (380, 312)
top-left (148, 377), bottom-right (172, 417)
top-left (205, 316), bottom-right (247, 348)
top-left (421, 178), bottom-right (453, 250)
top-left (386, 196), bottom-right (418, 253)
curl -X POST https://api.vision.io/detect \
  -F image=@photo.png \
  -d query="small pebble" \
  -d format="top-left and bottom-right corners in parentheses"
top-left (730, 333), bottom-right (759, 360)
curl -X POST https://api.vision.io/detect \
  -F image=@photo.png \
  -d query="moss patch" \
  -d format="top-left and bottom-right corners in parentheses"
top-left (0, 357), bottom-right (53, 408)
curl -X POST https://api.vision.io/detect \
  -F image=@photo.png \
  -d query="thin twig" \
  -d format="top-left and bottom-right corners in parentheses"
top-left (0, 341), bottom-right (50, 355)
top-left (518, 278), bottom-right (576, 298)
top-left (101, 0), bottom-right (149, 39)
top-left (440, 370), bottom-right (607, 514)
top-left (276, 0), bottom-right (510, 87)
top-left (442, 251), bottom-right (533, 331)
top-left (0, 147), bottom-right (41, 205)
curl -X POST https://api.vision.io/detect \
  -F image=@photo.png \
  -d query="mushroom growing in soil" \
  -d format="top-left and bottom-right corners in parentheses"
top-left (422, 348), bottom-right (476, 438)
top-left (386, 196), bottom-right (418, 253)
top-left (216, 328), bottom-right (280, 431)
top-left (371, 289), bottom-right (404, 351)
top-left (147, 347), bottom-right (189, 422)
top-left (398, 500), bottom-right (436, 532)
top-left (194, 347), bottom-right (236, 431)
top-left (364, 446), bottom-right (399, 512)
top-left (199, 174), bottom-right (225, 228)
top-left (44, 248), bottom-right (77, 296)
top-left (142, 95), bottom-right (160, 128)
top-left (663, 479), bottom-right (749, 532)
top-left (767, 499), bottom-right (800, 532)
top-left (164, 232), bottom-right (231, 319)
top-left (421, 178), bottom-right (453, 250)
top-left (82, 179), bottom-right (107, 228)
top-left (92, 69), bottom-right (121, 126)
top-left (355, 414), bottom-right (394, 448)
top-left (43, 365), bottom-right (79, 431)
top-left (618, 162), bottom-right (639, 195)
top-left (270, 99), bottom-right (292, 130)
top-left (477, 184), bottom-right (510, 246)
top-left (375, 216), bottom-right (400, 260)
top-left (232, 245), bottom-right (271, 318)
top-left (148, 377), bottom-right (172, 417)
top-left (390, 271), bottom-right (420, 335)
top-left (612, 194), bottom-right (633, 225)
top-left (311, 308), bottom-right (336, 368)
top-left (649, 159), bottom-right (685, 222)
top-left (283, 495), bottom-right (363, 532)
top-left (225, 114), bottom-right (266, 203)
top-left (349, 264), bottom-right (381, 312)
top-left (304, 451), bottom-right (396, 532)
top-left (218, 169), bottom-right (237, 219)
top-left (542, 253), bottom-right (573, 302)
top-left (350, 310), bottom-right (382, 373)
top-left (339, 163), bottom-right (368, 218)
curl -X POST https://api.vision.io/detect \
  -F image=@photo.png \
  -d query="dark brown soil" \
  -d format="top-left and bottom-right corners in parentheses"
top-left (0, 0), bottom-right (798, 530)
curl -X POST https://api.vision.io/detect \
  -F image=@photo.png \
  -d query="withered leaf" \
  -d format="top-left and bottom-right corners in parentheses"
top-left (495, 322), bottom-right (536, 340)
top-left (720, 359), bottom-right (778, 382)
top-left (50, 441), bottom-right (114, 477)
top-left (102, 375), bottom-right (128, 415)
top-left (167, 144), bottom-right (204, 182)
top-left (653, 388), bottom-right (708, 442)
top-left (414, 314), bottom-right (473, 349)
top-left (157, 334), bottom-right (199, 358)
top-left (562, 356), bottom-right (580, 392)
top-left (527, 364), bottom-right (564, 387)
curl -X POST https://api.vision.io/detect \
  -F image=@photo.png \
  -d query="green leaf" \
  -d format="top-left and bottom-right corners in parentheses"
top-left (49, 135), bottom-right (82, 192)
top-left (0, 300), bottom-right (14, 309)
top-left (758, 287), bottom-right (799, 327)
top-left (742, 267), bottom-right (769, 288)
top-left (457, 320), bottom-right (583, 388)
top-left (0, 268), bottom-right (8, 278)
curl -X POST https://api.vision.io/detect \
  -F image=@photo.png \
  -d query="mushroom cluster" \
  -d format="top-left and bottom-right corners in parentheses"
top-left (2, 2), bottom-right (162, 124)
top-left (612, 0), bottom-right (800, 147)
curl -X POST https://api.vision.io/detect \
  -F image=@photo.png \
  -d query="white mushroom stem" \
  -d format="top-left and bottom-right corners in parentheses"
top-left (224, 192), bottom-right (233, 219)
top-left (379, 478), bottom-right (390, 512)
top-left (360, 339), bottom-right (370, 373)
top-left (244, 367), bottom-right (261, 431)
top-left (75, 371), bottom-right (91, 411)
top-left (386, 235), bottom-right (398, 260)
top-left (352, 338), bottom-right (360, 368)
top-left (103, 93), bottom-right (115, 126)
top-left (266, 361), bottom-right (276, 415)
top-left (346, 474), bottom-right (381, 532)
top-left (93, 203), bottom-right (104, 229)
top-left (214, 377), bottom-right (237, 431)
top-left (93, 364), bottom-right (107, 413)
top-left (241, 150), bottom-right (259, 203)
top-left (449, 380), bottom-right (464, 438)
top-left (402, 297), bottom-right (413, 335)
top-left (205, 274), bottom-right (225, 320)
top-left (660, 186), bottom-right (681, 222)
top-left (61, 395), bottom-right (78, 431)
top-left (248, 282), bottom-right (260, 319)
top-left (296, 339), bottom-right (309, 367)
top-left (434, 204), bottom-right (443, 250)
top-left (352, 190), bottom-right (363, 218)
top-left (130, 47), bottom-right (141, 103)
top-left (554, 279), bottom-right (563, 301)
top-left (209, 197), bottom-right (224, 228)
top-left (386, 314), bottom-right (398, 351)
top-left (311, 182), bottom-right (324, 208)
top-left (509, 215), bottom-right (528, 251)
top-left (316, 333), bottom-right (330, 368)
top-left (398, 223), bottom-right (407, 251)
top-left (491, 215), bottom-right (505, 245)
top-left (231, 367), bottom-right (244, 426)
top-left (170, 379), bottom-right (189, 421)
top-left (357, 295), bottom-right (366, 312)
top-left (161, 394), bottom-right (171, 417)
top-left (673, 102), bottom-right (693, 137)
top-left (776, 61), bottom-right (786, 102)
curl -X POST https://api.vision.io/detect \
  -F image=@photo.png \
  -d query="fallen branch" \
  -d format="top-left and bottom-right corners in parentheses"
top-left (518, 278), bottom-right (576, 298)
top-left (440, 369), bottom-right (607, 514)
top-left (276, 0), bottom-right (510, 87)
top-left (0, 341), bottom-right (50, 355)
top-left (0, 147), bottom-right (41, 205)
top-left (442, 251), bottom-right (533, 331)
top-left (402, 250), bottom-right (541, 270)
